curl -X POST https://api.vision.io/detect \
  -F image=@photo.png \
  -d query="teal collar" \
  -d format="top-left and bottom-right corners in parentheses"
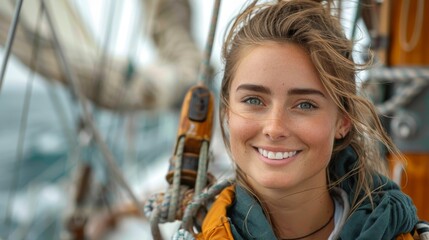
top-left (329, 147), bottom-right (418, 239)
top-left (228, 146), bottom-right (418, 239)
top-left (228, 185), bottom-right (278, 240)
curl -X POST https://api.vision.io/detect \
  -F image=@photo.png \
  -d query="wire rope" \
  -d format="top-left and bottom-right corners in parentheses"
top-left (0, 0), bottom-right (25, 91)
top-left (3, 3), bottom-right (43, 237)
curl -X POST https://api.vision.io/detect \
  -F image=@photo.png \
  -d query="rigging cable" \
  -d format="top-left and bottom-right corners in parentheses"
top-left (122, 0), bottom-right (148, 187)
top-left (197, 0), bottom-right (221, 86)
top-left (93, 0), bottom-right (119, 103)
top-left (3, 2), bottom-right (43, 237)
top-left (0, 0), bottom-right (24, 92)
top-left (39, 0), bottom-right (145, 218)
top-left (193, 0), bottom-right (221, 202)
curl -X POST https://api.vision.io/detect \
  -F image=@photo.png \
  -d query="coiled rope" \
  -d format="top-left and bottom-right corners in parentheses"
top-left (144, 179), bottom-right (234, 240)
top-left (144, 178), bottom-right (233, 240)
top-left (367, 67), bottom-right (429, 115)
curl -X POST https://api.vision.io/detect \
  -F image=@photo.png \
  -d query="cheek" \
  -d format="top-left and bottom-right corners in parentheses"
top-left (228, 112), bottom-right (258, 152)
top-left (298, 117), bottom-right (337, 152)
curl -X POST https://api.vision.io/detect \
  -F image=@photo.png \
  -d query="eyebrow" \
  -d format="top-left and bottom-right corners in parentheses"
top-left (288, 88), bottom-right (326, 98)
top-left (236, 84), bottom-right (271, 94)
top-left (236, 84), bottom-right (325, 98)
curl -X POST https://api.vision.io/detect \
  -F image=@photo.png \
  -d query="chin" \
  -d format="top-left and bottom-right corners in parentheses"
top-left (251, 175), bottom-right (294, 190)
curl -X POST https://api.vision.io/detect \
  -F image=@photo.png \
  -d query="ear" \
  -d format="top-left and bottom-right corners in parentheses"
top-left (225, 108), bottom-right (230, 124)
top-left (222, 108), bottom-right (230, 129)
top-left (335, 114), bottom-right (351, 139)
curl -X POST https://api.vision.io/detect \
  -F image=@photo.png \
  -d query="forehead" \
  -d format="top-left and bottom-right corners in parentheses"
top-left (230, 42), bottom-right (326, 93)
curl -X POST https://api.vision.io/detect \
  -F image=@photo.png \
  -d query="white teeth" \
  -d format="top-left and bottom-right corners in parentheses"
top-left (257, 148), bottom-right (297, 160)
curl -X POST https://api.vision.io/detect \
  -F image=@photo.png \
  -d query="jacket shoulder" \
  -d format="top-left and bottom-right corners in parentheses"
top-left (196, 185), bottom-right (236, 239)
top-left (395, 233), bottom-right (415, 240)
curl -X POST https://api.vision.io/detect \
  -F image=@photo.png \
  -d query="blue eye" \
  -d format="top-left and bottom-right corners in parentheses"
top-left (297, 102), bottom-right (316, 110)
top-left (244, 97), bottom-right (262, 105)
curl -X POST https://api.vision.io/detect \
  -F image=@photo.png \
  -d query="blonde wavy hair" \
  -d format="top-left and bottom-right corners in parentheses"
top-left (219, 0), bottom-right (403, 219)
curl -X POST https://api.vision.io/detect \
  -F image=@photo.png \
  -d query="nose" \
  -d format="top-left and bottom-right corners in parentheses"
top-left (262, 110), bottom-right (289, 141)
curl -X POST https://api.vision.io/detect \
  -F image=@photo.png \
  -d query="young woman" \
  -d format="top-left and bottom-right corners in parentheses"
top-left (196, 0), bottom-right (419, 239)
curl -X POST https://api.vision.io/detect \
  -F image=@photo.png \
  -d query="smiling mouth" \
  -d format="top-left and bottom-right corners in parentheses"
top-left (257, 147), bottom-right (299, 160)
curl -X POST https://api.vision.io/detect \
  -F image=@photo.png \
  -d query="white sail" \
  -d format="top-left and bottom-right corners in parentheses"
top-left (0, 0), bottom-right (203, 110)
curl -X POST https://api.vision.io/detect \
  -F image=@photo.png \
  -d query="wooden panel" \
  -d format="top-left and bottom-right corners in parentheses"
top-left (389, 153), bottom-right (429, 221)
top-left (388, 0), bottom-right (429, 65)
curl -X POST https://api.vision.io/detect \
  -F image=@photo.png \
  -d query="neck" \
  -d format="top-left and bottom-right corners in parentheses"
top-left (262, 188), bottom-right (334, 240)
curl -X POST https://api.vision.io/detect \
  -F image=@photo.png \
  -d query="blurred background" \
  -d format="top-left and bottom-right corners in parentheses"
top-left (0, 0), bottom-right (428, 239)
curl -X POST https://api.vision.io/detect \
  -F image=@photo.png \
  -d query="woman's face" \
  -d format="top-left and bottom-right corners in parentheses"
top-left (227, 42), bottom-right (349, 194)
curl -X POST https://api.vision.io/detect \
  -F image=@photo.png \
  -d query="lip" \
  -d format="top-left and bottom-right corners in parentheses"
top-left (254, 147), bottom-right (300, 166)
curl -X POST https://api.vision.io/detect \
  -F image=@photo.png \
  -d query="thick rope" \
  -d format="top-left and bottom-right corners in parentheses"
top-left (194, 141), bottom-right (209, 198)
top-left (147, 179), bottom-right (233, 240)
top-left (367, 67), bottom-right (429, 115)
top-left (149, 204), bottom-right (163, 239)
top-left (368, 67), bottom-right (429, 82)
top-left (171, 229), bottom-right (195, 240)
top-left (168, 137), bottom-right (186, 221)
top-left (181, 178), bottom-right (233, 234)
top-left (144, 178), bottom-right (233, 239)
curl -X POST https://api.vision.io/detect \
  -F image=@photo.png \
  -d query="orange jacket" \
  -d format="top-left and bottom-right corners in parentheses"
top-left (195, 185), bottom-right (416, 240)
top-left (196, 186), bottom-right (235, 239)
